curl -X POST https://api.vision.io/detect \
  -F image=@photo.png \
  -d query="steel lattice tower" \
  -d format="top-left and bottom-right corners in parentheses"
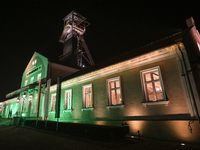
top-left (59, 11), bottom-right (95, 68)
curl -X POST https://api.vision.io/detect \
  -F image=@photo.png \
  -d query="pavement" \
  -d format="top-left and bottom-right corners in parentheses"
top-left (0, 119), bottom-right (200, 150)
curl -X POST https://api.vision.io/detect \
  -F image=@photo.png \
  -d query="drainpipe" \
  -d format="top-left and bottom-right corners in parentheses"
top-left (177, 43), bottom-right (200, 126)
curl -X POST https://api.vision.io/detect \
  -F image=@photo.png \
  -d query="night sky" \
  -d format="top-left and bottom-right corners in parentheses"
top-left (0, 0), bottom-right (200, 101)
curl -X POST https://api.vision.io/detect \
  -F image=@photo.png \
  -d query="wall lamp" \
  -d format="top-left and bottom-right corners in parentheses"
top-left (22, 93), bottom-right (26, 98)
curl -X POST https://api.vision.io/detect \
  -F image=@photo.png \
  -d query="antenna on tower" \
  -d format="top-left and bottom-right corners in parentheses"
top-left (59, 11), bottom-right (95, 68)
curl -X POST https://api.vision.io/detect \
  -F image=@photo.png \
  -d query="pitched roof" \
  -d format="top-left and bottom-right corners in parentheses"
top-left (58, 26), bottom-right (192, 85)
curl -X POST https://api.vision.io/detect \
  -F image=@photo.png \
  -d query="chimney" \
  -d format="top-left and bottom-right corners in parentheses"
top-left (186, 17), bottom-right (195, 27)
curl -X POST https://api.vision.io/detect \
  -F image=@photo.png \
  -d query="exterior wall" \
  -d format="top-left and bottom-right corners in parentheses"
top-left (17, 84), bottom-right (45, 118)
top-left (45, 44), bottom-right (200, 143)
top-left (17, 52), bottom-right (48, 118)
top-left (183, 26), bottom-right (200, 116)
top-left (21, 52), bottom-right (48, 88)
top-left (48, 57), bottom-right (190, 121)
top-left (95, 120), bottom-right (200, 144)
top-left (1, 97), bottom-right (19, 118)
top-left (2, 44), bottom-right (200, 143)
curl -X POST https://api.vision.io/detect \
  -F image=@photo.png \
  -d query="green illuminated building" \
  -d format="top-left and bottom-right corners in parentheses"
top-left (1, 12), bottom-right (200, 144)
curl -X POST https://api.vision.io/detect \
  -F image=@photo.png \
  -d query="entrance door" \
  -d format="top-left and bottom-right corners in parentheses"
top-left (28, 101), bottom-right (32, 117)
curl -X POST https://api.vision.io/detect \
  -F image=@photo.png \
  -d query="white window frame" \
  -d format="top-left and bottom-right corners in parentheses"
top-left (30, 77), bottom-right (34, 84)
top-left (107, 76), bottom-right (123, 106)
top-left (82, 84), bottom-right (93, 108)
top-left (140, 66), bottom-right (168, 106)
top-left (25, 80), bottom-right (28, 86)
top-left (37, 73), bottom-right (41, 82)
top-left (34, 93), bottom-right (38, 113)
top-left (64, 89), bottom-right (72, 110)
top-left (15, 103), bottom-right (19, 114)
top-left (51, 93), bottom-right (56, 111)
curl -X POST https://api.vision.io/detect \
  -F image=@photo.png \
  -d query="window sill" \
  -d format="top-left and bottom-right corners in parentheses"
top-left (106, 105), bottom-right (124, 109)
top-left (63, 109), bottom-right (73, 113)
top-left (81, 107), bottom-right (94, 111)
top-left (142, 100), bottom-right (169, 107)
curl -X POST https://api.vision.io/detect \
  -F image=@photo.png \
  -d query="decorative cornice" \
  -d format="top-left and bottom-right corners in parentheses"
top-left (2, 97), bottom-right (18, 105)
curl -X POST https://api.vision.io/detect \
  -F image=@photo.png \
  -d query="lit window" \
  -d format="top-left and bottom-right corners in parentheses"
top-left (31, 77), bottom-right (34, 84)
top-left (140, 66), bottom-right (165, 102)
top-left (32, 59), bottom-right (37, 66)
top-left (107, 77), bottom-right (122, 105)
top-left (37, 73), bottom-right (41, 82)
top-left (29, 94), bottom-right (33, 99)
top-left (15, 103), bottom-right (19, 114)
top-left (82, 84), bottom-right (93, 108)
top-left (5, 106), bottom-right (8, 116)
top-left (65, 89), bottom-right (72, 110)
top-left (25, 80), bottom-right (28, 86)
top-left (34, 93), bottom-right (38, 113)
top-left (51, 93), bottom-right (56, 111)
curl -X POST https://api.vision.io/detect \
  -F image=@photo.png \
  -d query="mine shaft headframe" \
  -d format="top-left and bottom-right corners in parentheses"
top-left (59, 11), bottom-right (90, 43)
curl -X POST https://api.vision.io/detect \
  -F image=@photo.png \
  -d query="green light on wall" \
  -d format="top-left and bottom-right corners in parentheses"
top-left (22, 113), bottom-right (25, 117)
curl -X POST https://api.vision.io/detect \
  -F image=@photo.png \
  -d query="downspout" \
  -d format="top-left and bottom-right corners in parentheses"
top-left (177, 43), bottom-right (200, 126)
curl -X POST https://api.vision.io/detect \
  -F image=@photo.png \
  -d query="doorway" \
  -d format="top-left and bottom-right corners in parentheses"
top-left (28, 101), bottom-right (32, 117)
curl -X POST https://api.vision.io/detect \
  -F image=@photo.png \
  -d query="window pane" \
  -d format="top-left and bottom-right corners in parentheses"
top-left (116, 89), bottom-right (121, 104)
top-left (153, 71), bottom-right (159, 80)
top-left (52, 101), bottom-right (55, 111)
top-left (34, 98), bottom-right (37, 113)
top-left (66, 91), bottom-right (72, 109)
top-left (66, 97), bottom-right (68, 109)
top-left (68, 98), bottom-right (71, 109)
top-left (51, 94), bottom-right (56, 111)
top-left (145, 73), bottom-right (151, 82)
top-left (111, 90), bottom-right (116, 105)
top-left (110, 82), bottom-right (115, 89)
top-left (154, 81), bottom-right (163, 100)
top-left (89, 87), bottom-right (92, 93)
top-left (116, 80), bottom-right (120, 88)
top-left (66, 92), bottom-right (68, 98)
top-left (85, 94), bottom-right (88, 107)
top-left (146, 83), bottom-right (154, 101)
top-left (85, 88), bottom-right (88, 94)
top-left (89, 94), bottom-right (92, 107)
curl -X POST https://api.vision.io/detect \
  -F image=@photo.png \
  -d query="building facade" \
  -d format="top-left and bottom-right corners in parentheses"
top-left (1, 15), bottom-right (200, 144)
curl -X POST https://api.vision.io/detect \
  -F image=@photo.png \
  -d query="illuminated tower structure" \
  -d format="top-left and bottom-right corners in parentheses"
top-left (59, 11), bottom-right (95, 68)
